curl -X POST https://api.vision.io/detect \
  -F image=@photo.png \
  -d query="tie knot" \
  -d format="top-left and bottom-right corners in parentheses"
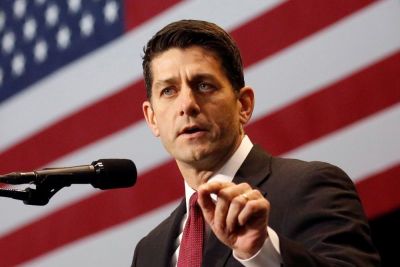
top-left (189, 192), bottom-right (199, 208)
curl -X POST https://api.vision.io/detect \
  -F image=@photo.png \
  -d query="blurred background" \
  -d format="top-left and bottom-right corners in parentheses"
top-left (0, 0), bottom-right (399, 266)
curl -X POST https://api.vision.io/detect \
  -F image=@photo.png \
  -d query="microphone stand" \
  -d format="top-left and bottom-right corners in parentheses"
top-left (0, 173), bottom-right (74, 205)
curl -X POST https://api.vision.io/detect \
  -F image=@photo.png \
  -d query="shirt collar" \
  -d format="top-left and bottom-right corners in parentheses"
top-left (184, 135), bottom-right (253, 211)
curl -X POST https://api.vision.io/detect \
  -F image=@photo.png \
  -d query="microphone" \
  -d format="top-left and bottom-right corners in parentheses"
top-left (0, 159), bottom-right (137, 190)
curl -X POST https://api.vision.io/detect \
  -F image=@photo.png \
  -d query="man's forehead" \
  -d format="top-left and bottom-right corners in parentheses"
top-left (151, 46), bottom-right (221, 67)
top-left (150, 47), bottom-right (224, 82)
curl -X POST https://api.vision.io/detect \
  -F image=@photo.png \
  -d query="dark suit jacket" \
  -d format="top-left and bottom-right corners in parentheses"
top-left (132, 145), bottom-right (380, 267)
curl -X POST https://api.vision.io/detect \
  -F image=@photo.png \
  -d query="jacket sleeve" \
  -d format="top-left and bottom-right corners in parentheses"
top-left (269, 161), bottom-right (380, 267)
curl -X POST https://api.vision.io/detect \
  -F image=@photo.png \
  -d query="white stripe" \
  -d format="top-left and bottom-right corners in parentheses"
top-left (285, 103), bottom-right (400, 182)
top-left (20, 201), bottom-right (179, 267)
top-left (0, 0), bottom-right (282, 151)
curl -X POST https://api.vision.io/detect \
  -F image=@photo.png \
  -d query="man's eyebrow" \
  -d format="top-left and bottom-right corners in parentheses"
top-left (153, 78), bottom-right (177, 88)
top-left (152, 73), bottom-right (222, 91)
top-left (191, 73), bottom-right (218, 82)
top-left (154, 73), bottom-right (217, 84)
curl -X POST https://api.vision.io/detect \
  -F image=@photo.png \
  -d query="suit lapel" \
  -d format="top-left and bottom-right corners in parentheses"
top-left (152, 199), bottom-right (186, 267)
top-left (233, 144), bottom-right (272, 189)
top-left (202, 145), bottom-right (272, 267)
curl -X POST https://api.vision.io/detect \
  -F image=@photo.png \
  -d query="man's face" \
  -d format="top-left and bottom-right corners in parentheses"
top-left (143, 46), bottom-right (253, 170)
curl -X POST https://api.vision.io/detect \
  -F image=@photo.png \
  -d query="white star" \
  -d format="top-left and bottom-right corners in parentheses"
top-left (14, 0), bottom-right (27, 19)
top-left (68, 0), bottom-right (81, 14)
top-left (0, 11), bottom-right (5, 32)
top-left (2, 31), bottom-right (16, 54)
top-left (80, 13), bottom-right (94, 37)
top-left (35, 0), bottom-right (46, 5)
top-left (34, 39), bottom-right (48, 62)
top-left (12, 53), bottom-right (26, 76)
top-left (45, 4), bottom-right (59, 27)
top-left (56, 26), bottom-right (71, 49)
top-left (104, 1), bottom-right (119, 24)
top-left (23, 18), bottom-right (37, 41)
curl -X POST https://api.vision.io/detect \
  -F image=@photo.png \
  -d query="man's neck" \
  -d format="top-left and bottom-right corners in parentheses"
top-left (179, 168), bottom-right (214, 189)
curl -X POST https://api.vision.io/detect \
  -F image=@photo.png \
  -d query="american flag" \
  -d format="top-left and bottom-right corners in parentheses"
top-left (0, 0), bottom-right (399, 266)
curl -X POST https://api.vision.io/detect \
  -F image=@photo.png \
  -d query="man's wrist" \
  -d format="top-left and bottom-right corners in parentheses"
top-left (233, 227), bottom-right (282, 267)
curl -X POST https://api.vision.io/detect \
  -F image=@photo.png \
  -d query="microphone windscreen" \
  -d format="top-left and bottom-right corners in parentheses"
top-left (91, 159), bottom-right (137, 189)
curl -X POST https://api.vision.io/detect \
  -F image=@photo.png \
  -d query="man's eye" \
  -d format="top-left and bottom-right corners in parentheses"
top-left (161, 87), bottom-right (176, 96)
top-left (197, 82), bottom-right (214, 92)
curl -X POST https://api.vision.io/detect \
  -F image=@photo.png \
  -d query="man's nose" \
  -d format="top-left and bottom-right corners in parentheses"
top-left (179, 86), bottom-right (200, 117)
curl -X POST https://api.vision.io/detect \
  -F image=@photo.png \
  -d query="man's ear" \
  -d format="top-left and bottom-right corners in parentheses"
top-left (238, 86), bottom-right (255, 125)
top-left (143, 100), bottom-right (160, 137)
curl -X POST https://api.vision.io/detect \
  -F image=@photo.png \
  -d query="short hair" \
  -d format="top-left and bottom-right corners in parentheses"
top-left (142, 19), bottom-right (245, 99)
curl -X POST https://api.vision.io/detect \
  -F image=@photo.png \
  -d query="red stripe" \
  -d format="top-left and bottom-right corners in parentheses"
top-left (0, 45), bottom-right (398, 265)
top-left (232, 0), bottom-right (374, 67)
top-left (0, 0), bottom-right (374, 174)
top-left (356, 164), bottom-right (400, 220)
top-left (0, 161), bottom-right (183, 266)
top-left (123, 0), bottom-right (182, 30)
top-left (247, 51), bottom-right (400, 155)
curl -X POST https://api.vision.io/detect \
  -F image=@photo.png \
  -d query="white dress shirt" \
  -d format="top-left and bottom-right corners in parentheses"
top-left (172, 135), bottom-right (282, 266)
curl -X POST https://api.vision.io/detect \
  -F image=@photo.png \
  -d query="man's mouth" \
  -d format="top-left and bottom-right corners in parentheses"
top-left (179, 125), bottom-right (206, 136)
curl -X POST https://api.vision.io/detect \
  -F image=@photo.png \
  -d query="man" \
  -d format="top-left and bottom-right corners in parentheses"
top-left (132, 20), bottom-right (380, 266)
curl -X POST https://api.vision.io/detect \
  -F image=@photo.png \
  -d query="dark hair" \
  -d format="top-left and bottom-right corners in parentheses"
top-left (142, 19), bottom-right (245, 99)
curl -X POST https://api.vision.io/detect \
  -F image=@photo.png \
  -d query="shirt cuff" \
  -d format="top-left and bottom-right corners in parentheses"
top-left (233, 226), bottom-right (282, 267)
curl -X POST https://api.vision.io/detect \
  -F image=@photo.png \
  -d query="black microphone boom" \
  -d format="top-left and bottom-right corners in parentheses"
top-left (0, 159), bottom-right (137, 205)
top-left (0, 159), bottom-right (137, 189)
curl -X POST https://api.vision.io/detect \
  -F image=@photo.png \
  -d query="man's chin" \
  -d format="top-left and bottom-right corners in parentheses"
top-left (175, 147), bottom-right (212, 164)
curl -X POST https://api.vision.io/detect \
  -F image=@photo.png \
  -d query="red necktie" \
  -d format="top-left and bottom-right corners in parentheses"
top-left (177, 192), bottom-right (204, 267)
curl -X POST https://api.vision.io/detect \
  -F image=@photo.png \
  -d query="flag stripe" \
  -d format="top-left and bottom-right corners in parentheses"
top-left (357, 164), bottom-right (400, 219)
top-left (0, 0), bottom-right (380, 174)
top-left (123, 0), bottom-right (182, 30)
